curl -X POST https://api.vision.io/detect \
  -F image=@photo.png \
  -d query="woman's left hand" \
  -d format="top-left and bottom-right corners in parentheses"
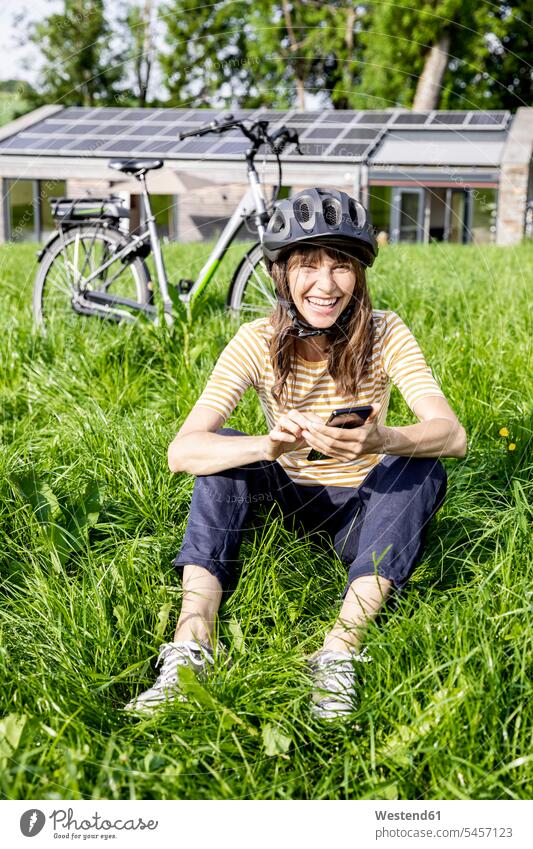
top-left (297, 405), bottom-right (385, 461)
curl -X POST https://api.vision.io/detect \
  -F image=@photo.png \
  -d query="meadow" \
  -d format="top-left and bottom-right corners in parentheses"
top-left (0, 238), bottom-right (531, 800)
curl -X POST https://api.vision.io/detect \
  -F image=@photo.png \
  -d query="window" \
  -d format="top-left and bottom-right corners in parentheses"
top-left (368, 186), bottom-right (391, 238)
top-left (40, 180), bottom-right (66, 239)
top-left (470, 189), bottom-right (497, 244)
top-left (8, 179), bottom-right (35, 242)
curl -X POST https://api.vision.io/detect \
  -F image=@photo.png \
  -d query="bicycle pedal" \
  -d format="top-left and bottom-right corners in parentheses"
top-left (177, 277), bottom-right (194, 294)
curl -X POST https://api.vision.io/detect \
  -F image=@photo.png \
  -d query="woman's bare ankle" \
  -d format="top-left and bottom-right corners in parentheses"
top-left (174, 612), bottom-right (214, 647)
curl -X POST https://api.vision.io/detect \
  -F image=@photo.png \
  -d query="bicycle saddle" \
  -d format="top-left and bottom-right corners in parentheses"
top-left (108, 159), bottom-right (164, 175)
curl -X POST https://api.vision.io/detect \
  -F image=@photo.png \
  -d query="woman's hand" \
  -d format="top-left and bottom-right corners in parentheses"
top-left (300, 405), bottom-right (384, 462)
top-left (263, 410), bottom-right (310, 461)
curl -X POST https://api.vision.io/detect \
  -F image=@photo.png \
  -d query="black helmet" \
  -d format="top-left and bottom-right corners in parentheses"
top-left (263, 187), bottom-right (377, 339)
top-left (262, 187), bottom-right (378, 269)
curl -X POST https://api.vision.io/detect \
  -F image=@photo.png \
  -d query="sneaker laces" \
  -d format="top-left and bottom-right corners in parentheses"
top-left (309, 647), bottom-right (371, 698)
top-left (153, 641), bottom-right (214, 689)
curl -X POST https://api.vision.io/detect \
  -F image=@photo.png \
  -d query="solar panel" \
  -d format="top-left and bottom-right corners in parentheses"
top-left (430, 112), bottom-right (467, 124)
top-left (114, 108), bottom-right (157, 121)
top-left (355, 112), bottom-right (391, 123)
top-left (93, 124), bottom-right (132, 136)
top-left (139, 139), bottom-right (180, 153)
top-left (302, 127), bottom-right (341, 139)
top-left (120, 124), bottom-right (168, 137)
top-left (149, 109), bottom-right (194, 122)
top-left (66, 137), bottom-right (106, 151)
top-left (341, 127), bottom-right (381, 140)
top-left (286, 111), bottom-right (323, 123)
top-left (90, 107), bottom-right (133, 120)
top-left (59, 107), bottom-right (102, 119)
top-left (0, 106), bottom-right (512, 163)
top-left (319, 112), bottom-right (355, 123)
top-left (250, 110), bottom-right (289, 121)
top-left (176, 139), bottom-right (218, 153)
top-left (105, 139), bottom-right (155, 153)
top-left (468, 111), bottom-right (506, 125)
top-left (184, 110), bottom-right (223, 121)
top-left (62, 123), bottom-right (99, 135)
top-left (393, 112), bottom-right (429, 125)
top-left (0, 135), bottom-right (60, 151)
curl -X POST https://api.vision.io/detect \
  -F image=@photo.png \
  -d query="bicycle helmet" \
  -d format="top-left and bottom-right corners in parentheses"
top-left (263, 188), bottom-right (378, 338)
top-left (263, 187), bottom-right (378, 268)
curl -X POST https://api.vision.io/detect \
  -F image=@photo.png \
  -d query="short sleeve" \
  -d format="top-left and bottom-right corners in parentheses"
top-left (381, 312), bottom-right (446, 411)
top-left (194, 322), bottom-right (264, 421)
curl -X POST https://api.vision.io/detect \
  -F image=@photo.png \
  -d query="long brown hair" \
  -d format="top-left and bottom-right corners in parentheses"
top-left (268, 244), bottom-right (375, 407)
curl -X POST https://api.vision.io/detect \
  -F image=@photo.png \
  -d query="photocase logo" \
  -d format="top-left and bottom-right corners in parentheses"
top-left (20, 809), bottom-right (46, 837)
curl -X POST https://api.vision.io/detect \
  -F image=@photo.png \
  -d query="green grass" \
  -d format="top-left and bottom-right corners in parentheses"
top-left (0, 239), bottom-right (531, 800)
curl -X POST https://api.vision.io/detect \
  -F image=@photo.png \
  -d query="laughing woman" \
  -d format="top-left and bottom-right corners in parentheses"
top-left (125, 188), bottom-right (467, 721)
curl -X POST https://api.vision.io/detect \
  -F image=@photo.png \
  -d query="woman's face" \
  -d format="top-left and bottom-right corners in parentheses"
top-left (286, 248), bottom-right (357, 329)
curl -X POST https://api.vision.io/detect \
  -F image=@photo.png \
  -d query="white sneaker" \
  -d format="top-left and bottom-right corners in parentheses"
top-left (124, 640), bottom-right (216, 714)
top-left (308, 647), bottom-right (371, 722)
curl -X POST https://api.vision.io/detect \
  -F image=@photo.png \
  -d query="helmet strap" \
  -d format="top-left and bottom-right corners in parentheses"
top-left (276, 295), bottom-right (354, 339)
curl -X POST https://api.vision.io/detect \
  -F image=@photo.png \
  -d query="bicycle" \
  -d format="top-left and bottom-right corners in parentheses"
top-left (32, 115), bottom-right (301, 331)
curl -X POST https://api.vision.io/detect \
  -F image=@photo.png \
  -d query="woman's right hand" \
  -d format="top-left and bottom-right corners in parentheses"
top-left (262, 410), bottom-right (309, 461)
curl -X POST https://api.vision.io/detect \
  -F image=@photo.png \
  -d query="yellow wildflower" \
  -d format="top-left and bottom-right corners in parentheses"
top-left (508, 443), bottom-right (516, 451)
top-left (499, 427), bottom-right (509, 437)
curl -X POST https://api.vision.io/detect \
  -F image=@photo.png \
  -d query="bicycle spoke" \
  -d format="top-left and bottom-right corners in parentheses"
top-left (36, 227), bottom-right (149, 329)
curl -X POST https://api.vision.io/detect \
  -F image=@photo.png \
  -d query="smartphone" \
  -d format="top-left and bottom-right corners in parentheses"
top-left (307, 405), bottom-right (373, 461)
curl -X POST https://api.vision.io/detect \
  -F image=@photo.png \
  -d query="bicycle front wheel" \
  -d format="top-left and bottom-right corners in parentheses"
top-left (33, 225), bottom-right (151, 331)
top-left (227, 242), bottom-right (277, 318)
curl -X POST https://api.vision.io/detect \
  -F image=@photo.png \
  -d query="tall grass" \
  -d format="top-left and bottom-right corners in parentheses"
top-left (0, 239), bottom-right (531, 800)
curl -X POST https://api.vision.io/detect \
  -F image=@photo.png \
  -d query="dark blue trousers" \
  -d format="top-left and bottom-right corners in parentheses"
top-left (173, 428), bottom-right (447, 599)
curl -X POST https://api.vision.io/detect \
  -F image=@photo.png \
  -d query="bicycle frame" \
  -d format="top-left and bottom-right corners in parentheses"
top-left (177, 184), bottom-right (268, 307)
top-left (44, 153), bottom-right (273, 324)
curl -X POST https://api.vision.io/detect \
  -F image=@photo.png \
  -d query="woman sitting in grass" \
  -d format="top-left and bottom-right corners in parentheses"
top-left (125, 187), bottom-right (467, 721)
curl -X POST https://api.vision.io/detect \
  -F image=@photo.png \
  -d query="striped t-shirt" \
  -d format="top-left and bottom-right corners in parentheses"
top-left (194, 311), bottom-right (445, 487)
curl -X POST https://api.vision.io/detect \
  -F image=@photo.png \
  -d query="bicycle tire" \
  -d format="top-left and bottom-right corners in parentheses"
top-left (33, 225), bottom-right (151, 331)
top-left (227, 242), bottom-right (277, 318)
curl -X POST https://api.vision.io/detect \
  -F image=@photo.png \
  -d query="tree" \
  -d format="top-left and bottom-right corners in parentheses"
top-left (245, 0), bottom-right (368, 110)
top-left (159, 0), bottom-right (254, 108)
top-left (117, 0), bottom-right (157, 107)
top-left (353, 0), bottom-right (532, 111)
top-left (26, 0), bottom-right (123, 107)
top-left (159, 0), bottom-right (368, 110)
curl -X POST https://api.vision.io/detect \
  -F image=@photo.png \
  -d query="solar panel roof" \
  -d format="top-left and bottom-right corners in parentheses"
top-left (0, 106), bottom-right (512, 164)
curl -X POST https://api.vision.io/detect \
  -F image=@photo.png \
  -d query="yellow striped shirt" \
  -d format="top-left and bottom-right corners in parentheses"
top-left (194, 310), bottom-right (446, 487)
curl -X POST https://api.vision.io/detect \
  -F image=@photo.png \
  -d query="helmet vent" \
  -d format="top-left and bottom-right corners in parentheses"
top-left (348, 199), bottom-right (365, 228)
top-left (294, 198), bottom-right (312, 224)
top-left (270, 210), bottom-right (286, 233)
top-left (323, 198), bottom-right (341, 228)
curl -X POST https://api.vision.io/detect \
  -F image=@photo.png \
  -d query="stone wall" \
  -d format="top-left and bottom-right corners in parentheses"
top-left (496, 108), bottom-right (533, 245)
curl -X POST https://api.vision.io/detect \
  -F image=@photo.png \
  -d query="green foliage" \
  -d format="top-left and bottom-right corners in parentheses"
top-left (159, 0), bottom-right (253, 108)
top-left (0, 240), bottom-right (531, 799)
top-left (26, 0), bottom-right (123, 107)
top-left (355, 0), bottom-right (532, 110)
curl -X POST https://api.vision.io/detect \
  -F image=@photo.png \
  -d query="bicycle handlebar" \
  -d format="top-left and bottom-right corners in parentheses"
top-left (177, 115), bottom-right (302, 156)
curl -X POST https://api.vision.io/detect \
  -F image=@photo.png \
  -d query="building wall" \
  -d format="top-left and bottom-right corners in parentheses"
top-left (496, 108), bottom-right (533, 245)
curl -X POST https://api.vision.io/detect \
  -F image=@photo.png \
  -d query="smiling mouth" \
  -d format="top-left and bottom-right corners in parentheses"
top-left (305, 296), bottom-right (340, 310)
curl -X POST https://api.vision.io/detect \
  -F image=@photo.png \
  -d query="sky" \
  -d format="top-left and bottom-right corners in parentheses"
top-left (0, 0), bottom-right (60, 83)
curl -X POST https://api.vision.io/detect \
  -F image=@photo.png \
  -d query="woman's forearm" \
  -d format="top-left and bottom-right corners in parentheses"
top-left (379, 418), bottom-right (467, 459)
top-left (168, 431), bottom-right (268, 475)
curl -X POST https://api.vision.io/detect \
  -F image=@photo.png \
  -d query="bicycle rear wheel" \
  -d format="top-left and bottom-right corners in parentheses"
top-left (227, 242), bottom-right (277, 318)
top-left (33, 225), bottom-right (151, 331)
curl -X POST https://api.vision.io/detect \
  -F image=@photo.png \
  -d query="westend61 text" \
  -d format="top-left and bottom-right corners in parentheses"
top-left (375, 810), bottom-right (441, 821)
top-left (50, 809), bottom-right (158, 832)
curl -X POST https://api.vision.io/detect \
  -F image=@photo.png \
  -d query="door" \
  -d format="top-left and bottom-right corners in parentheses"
top-left (391, 188), bottom-right (425, 243)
